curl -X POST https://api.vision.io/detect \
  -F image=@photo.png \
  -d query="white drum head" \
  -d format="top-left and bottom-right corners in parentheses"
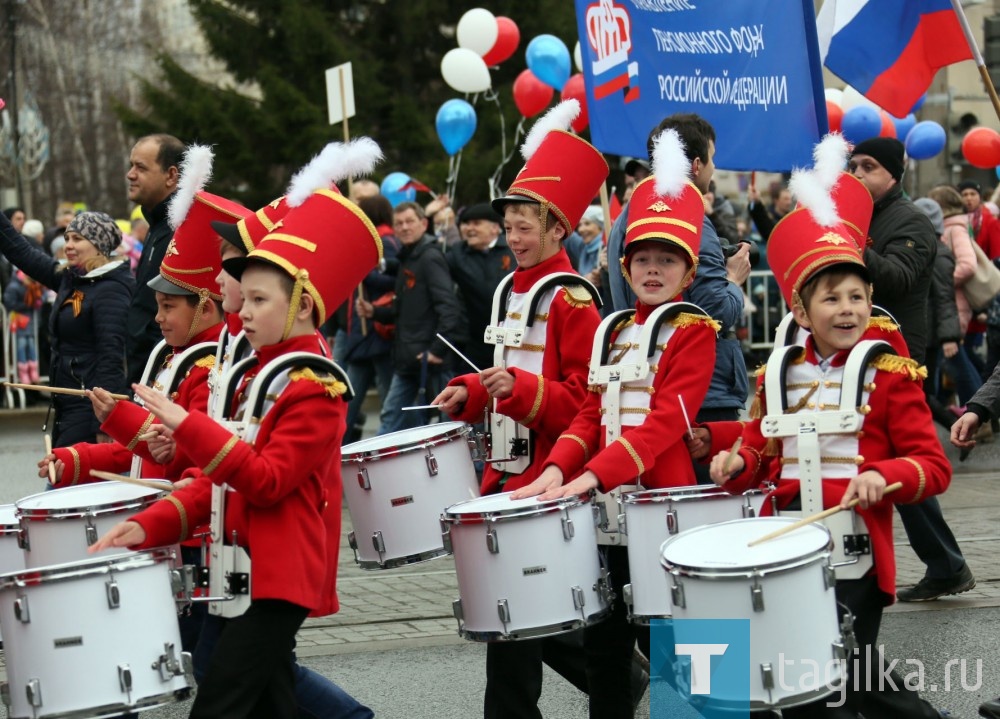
top-left (623, 486), bottom-right (728, 505)
top-left (661, 517), bottom-right (831, 574)
top-left (444, 491), bottom-right (579, 518)
top-left (342, 421), bottom-right (467, 458)
top-left (16, 481), bottom-right (170, 516)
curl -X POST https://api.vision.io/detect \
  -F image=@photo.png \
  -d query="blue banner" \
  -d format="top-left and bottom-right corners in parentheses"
top-left (573, 0), bottom-right (828, 171)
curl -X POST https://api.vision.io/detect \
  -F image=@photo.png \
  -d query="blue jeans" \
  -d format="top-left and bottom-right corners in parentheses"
top-left (194, 613), bottom-right (373, 719)
top-left (345, 354), bottom-right (394, 435)
top-left (378, 367), bottom-right (451, 435)
top-left (15, 331), bottom-right (36, 363)
top-left (938, 345), bottom-right (983, 406)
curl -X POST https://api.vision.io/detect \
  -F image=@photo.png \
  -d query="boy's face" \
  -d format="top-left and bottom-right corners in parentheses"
top-left (154, 292), bottom-right (198, 348)
top-left (503, 204), bottom-right (562, 269)
top-left (628, 243), bottom-right (692, 306)
top-left (217, 242), bottom-right (244, 315)
top-left (239, 264), bottom-right (292, 350)
top-left (793, 274), bottom-right (872, 358)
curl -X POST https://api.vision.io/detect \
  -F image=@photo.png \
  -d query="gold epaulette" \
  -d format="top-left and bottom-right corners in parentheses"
top-left (194, 355), bottom-right (216, 370)
top-left (870, 353), bottom-right (928, 381)
top-left (670, 312), bottom-right (722, 332)
top-left (614, 316), bottom-right (635, 333)
top-left (562, 284), bottom-right (594, 308)
top-left (867, 315), bottom-right (899, 333)
top-left (289, 367), bottom-right (348, 398)
top-left (753, 363), bottom-right (767, 377)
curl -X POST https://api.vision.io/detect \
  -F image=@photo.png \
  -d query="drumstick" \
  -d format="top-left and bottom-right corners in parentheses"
top-left (721, 436), bottom-right (743, 476)
top-left (3, 382), bottom-right (130, 401)
top-left (435, 333), bottom-right (482, 374)
top-left (678, 395), bottom-right (695, 439)
top-left (44, 433), bottom-right (56, 484)
top-left (747, 482), bottom-right (903, 547)
top-left (90, 469), bottom-right (174, 492)
top-left (401, 404), bottom-right (444, 411)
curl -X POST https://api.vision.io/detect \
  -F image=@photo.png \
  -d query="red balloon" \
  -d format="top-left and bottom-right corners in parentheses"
top-left (826, 101), bottom-right (843, 133)
top-left (482, 17), bottom-right (519, 67)
top-left (962, 126), bottom-right (1000, 169)
top-left (878, 111), bottom-right (896, 138)
top-left (560, 74), bottom-right (588, 132)
top-left (513, 69), bottom-right (553, 118)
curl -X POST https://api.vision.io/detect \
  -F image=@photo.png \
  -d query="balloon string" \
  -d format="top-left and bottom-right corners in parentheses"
top-left (446, 152), bottom-right (463, 202)
top-left (489, 116), bottom-right (525, 201)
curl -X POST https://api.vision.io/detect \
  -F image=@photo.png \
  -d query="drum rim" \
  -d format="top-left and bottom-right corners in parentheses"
top-left (341, 421), bottom-right (470, 461)
top-left (2, 687), bottom-right (194, 719)
top-left (355, 546), bottom-right (451, 570)
top-left (15, 488), bottom-right (169, 521)
top-left (0, 546), bottom-right (176, 588)
top-left (457, 605), bottom-right (612, 642)
top-left (441, 493), bottom-right (585, 524)
top-left (623, 486), bottom-right (741, 505)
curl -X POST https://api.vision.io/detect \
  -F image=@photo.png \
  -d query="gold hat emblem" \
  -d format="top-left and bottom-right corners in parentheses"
top-left (647, 200), bottom-right (671, 213)
top-left (816, 232), bottom-right (847, 246)
top-left (165, 238), bottom-right (179, 256)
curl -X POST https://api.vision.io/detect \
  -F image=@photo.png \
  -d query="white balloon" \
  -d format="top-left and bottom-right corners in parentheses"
top-left (841, 85), bottom-right (880, 112)
top-left (824, 87), bottom-right (844, 108)
top-left (456, 8), bottom-right (498, 57)
top-left (441, 48), bottom-right (492, 94)
top-left (574, 41), bottom-right (583, 73)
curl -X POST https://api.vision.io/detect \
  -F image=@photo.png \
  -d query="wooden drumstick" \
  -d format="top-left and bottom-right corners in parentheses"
top-left (44, 433), bottom-right (56, 484)
top-left (90, 469), bottom-right (174, 492)
top-left (3, 382), bottom-right (130, 401)
top-left (747, 482), bottom-right (902, 547)
top-left (721, 437), bottom-right (743, 476)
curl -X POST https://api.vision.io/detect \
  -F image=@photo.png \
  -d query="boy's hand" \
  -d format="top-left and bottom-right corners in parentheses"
top-left (687, 426), bottom-right (712, 460)
top-left (89, 521), bottom-right (146, 552)
top-left (840, 469), bottom-right (886, 510)
top-left (510, 466), bottom-right (564, 499)
top-left (708, 450), bottom-right (744, 486)
top-left (432, 385), bottom-right (467, 415)
top-left (480, 367), bottom-right (515, 400)
top-left (132, 384), bottom-right (188, 430)
top-left (86, 387), bottom-right (119, 423)
top-left (951, 412), bottom-right (981, 448)
top-left (539, 470), bottom-right (599, 500)
top-left (37, 454), bottom-right (64, 482)
top-left (148, 432), bottom-right (176, 464)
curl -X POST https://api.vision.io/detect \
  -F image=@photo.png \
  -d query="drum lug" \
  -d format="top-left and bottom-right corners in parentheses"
top-left (85, 519), bottom-right (98, 546)
top-left (372, 531), bottom-right (386, 558)
top-left (153, 642), bottom-right (187, 682)
top-left (617, 512), bottom-right (626, 535)
top-left (486, 527), bottom-right (499, 554)
top-left (595, 501), bottom-right (608, 531)
top-left (671, 578), bottom-right (686, 609)
top-left (347, 531), bottom-right (358, 550)
top-left (14, 595), bottom-right (29, 623)
top-left (571, 585), bottom-right (586, 613)
top-left (623, 583), bottom-right (634, 620)
top-left (17, 523), bottom-right (28, 551)
top-left (26, 678), bottom-right (42, 708)
top-left (497, 598), bottom-right (511, 632)
top-left (452, 598), bottom-right (464, 622)
top-left (118, 663), bottom-right (133, 697)
top-left (666, 508), bottom-right (679, 535)
top-left (357, 466), bottom-right (371, 490)
top-left (839, 609), bottom-right (857, 656)
top-left (424, 448), bottom-right (439, 476)
top-left (750, 581), bottom-right (765, 612)
top-left (440, 521), bottom-right (452, 554)
top-left (823, 564), bottom-right (836, 590)
top-left (742, 498), bottom-right (757, 518)
top-left (760, 662), bottom-right (775, 691)
top-left (106, 578), bottom-right (121, 609)
top-left (561, 511), bottom-right (574, 541)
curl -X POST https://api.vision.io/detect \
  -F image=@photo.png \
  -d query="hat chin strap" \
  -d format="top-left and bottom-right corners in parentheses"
top-left (182, 289), bottom-right (211, 346)
top-left (535, 202), bottom-right (551, 266)
top-left (282, 269), bottom-right (309, 342)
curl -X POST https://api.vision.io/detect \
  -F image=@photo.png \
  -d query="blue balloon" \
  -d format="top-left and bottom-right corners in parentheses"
top-left (840, 106), bottom-right (881, 144)
top-left (435, 99), bottom-right (477, 156)
top-left (380, 172), bottom-right (416, 208)
top-left (891, 113), bottom-right (917, 143)
top-left (909, 93), bottom-right (927, 114)
top-left (904, 121), bottom-right (946, 160)
top-left (526, 34), bottom-right (571, 91)
top-left (995, 165), bottom-right (1000, 181)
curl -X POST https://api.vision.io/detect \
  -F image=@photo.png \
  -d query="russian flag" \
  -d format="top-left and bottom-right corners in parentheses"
top-left (817, 0), bottom-right (973, 116)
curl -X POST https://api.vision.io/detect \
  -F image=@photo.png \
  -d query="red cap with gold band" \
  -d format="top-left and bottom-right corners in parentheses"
top-left (830, 172), bottom-right (874, 250)
top-left (491, 101), bottom-right (609, 235)
top-left (212, 196), bottom-right (291, 256)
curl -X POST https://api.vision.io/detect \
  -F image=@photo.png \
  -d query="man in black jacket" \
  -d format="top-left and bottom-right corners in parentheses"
top-left (358, 201), bottom-right (465, 434)
top-left (850, 137), bottom-right (976, 603)
top-left (124, 133), bottom-right (185, 384)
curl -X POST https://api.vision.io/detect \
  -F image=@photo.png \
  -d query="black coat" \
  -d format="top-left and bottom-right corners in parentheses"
top-left (372, 235), bottom-right (465, 375)
top-left (928, 241), bottom-right (962, 347)
top-left (863, 186), bottom-right (936, 364)
top-left (0, 213), bottom-right (134, 445)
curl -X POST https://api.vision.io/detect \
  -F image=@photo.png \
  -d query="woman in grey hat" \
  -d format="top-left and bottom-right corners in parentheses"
top-left (0, 210), bottom-right (135, 447)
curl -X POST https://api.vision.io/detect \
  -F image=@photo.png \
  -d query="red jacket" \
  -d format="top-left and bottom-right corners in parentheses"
top-left (128, 334), bottom-right (346, 614)
top-left (446, 251), bottom-right (601, 494)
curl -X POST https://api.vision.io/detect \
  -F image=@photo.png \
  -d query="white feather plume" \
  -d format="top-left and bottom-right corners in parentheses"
top-left (789, 166), bottom-right (840, 227)
top-left (286, 137), bottom-right (383, 208)
top-left (520, 99), bottom-right (580, 161)
top-left (651, 129), bottom-right (690, 199)
top-left (811, 132), bottom-right (849, 191)
top-left (168, 144), bottom-right (214, 230)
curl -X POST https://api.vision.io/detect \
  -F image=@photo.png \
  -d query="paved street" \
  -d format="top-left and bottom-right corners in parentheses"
top-left (0, 406), bottom-right (999, 717)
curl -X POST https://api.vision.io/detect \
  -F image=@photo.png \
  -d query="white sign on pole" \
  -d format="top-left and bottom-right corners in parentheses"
top-left (325, 62), bottom-right (356, 126)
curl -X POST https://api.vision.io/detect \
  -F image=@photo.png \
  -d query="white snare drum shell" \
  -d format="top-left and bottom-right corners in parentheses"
top-left (661, 518), bottom-right (843, 710)
top-left (341, 422), bottom-right (481, 569)
top-left (442, 493), bottom-right (610, 641)
top-left (0, 549), bottom-right (192, 718)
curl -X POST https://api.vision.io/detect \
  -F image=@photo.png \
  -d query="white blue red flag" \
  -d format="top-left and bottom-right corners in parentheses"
top-left (817, 0), bottom-right (973, 117)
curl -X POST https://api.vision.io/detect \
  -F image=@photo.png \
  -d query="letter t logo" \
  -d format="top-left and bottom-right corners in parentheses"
top-left (675, 643), bottom-right (729, 694)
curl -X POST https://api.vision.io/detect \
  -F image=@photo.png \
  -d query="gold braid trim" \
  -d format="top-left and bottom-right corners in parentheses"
top-left (560, 434), bottom-right (591, 462)
top-left (870, 354), bottom-right (927, 381)
top-left (68, 447), bottom-right (81, 485)
top-left (749, 385), bottom-right (764, 420)
top-left (785, 384), bottom-right (819, 414)
top-left (127, 414), bottom-right (156, 451)
top-left (867, 315), bottom-right (899, 333)
top-left (562, 285), bottom-right (593, 308)
top-left (743, 444), bottom-right (763, 476)
top-left (283, 270), bottom-right (308, 341)
top-left (288, 367), bottom-right (348, 398)
top-left (165, 495), bottom-right (189, 541)
top-left (669, 312), bottom-right (722, 333)
top-left (524, 377), bottom-right (545, 424)
top-left (194, 355), bottom-right (216, 370)
top-left (900, 457), bottom-right (927, 503)
top-left (615, 436), bottom-right (645, 475)
top-left (781, 456), bottom-right (864, 465)
top-left (753, 363), bottom-right (767, 377)
top-left (204, 436), bottom-right (239, 476)
top-left (182, 290), bottom-right (210, 345)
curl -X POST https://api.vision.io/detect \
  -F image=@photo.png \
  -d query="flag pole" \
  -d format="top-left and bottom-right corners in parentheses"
top-left (951, 0), bottom-right (1000, 124)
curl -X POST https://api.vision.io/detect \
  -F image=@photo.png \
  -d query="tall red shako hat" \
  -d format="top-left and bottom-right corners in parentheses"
top-left (491, 99), bottom-right (609, 239)
top-left (224, 139), bottom-right (385, 340)
top-left (830, 172), bottom-right (874, 250)
top-left (768, 133), bottom-right (868, 309)
top-left (623, 128), bottom-right (705, 299)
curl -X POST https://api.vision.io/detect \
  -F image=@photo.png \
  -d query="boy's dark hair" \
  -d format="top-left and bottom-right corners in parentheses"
top-left (359, 195), bottom-right (394, 227)
top-left (646, 113), bottom-right (715, 166)
top-left (798, 265), bottom-right (871, 309)
top-left (183, 295), bottom-right (224, 317)
top-left (393, 201), bottom-right (426, 220)
top-left (138, 134), bottom-right (186, 173)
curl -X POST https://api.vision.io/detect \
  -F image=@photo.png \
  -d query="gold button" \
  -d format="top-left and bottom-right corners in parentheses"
top-left (860, 404), bottom-right (872, 415)
top-left (807, 402), bottom-right (816, 409)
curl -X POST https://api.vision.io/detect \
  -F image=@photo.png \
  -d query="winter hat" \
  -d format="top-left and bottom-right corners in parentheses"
top-left (458, 203), bottom-right (503, 225)
top-left (913, 197), bottom-right (945, 236)
top-left (581, 205), bottom-right (605, 230)
top-left (851, 137), bottom-right (905, 182)
top-left (66, 212), bottom-right (122, 257)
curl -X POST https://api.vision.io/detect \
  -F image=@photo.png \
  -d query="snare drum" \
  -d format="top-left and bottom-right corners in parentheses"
top-left (0, 505), bottom-right (25, 644)
top-left (441, 493), bottom-right (611, 641)
top-left (16, 481), bottom-right (172, 568)
top-left (622, 486), bottom-right (763, 624)
top-left (0, 548), bottom-right (192, 718)
top-left (342, 422), bottom-right (481, 569)
top-left (661, 517), bottom-right (845, 710)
